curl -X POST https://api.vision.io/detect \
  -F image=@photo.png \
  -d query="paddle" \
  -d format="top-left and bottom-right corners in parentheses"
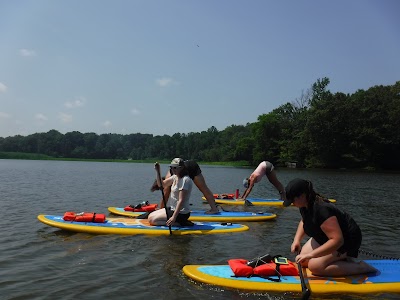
top-left (297, 252), bottom-right (311, 300)
top-left (155, 162), bottom-right (172, 235)
top-left (244, 199), bottom-right (254, 206)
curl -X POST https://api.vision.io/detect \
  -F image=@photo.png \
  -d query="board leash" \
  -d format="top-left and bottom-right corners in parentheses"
top-left (358, 249), bottom-right (399, 260)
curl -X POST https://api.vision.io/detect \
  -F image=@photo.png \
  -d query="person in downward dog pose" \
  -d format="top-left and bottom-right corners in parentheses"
top-left (148, 158), bottom-right (193, 226)
top-left (150, 158), bottom-right (218, 214)
top-left (241, 161), bottom-right (286, 201)
top-left (284, 178), bottom-right (377, 276)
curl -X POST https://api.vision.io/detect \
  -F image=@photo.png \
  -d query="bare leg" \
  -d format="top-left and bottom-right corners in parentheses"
top-left (302, 238), bottom-right (377, 276)
top-left (266, 170), bottom-right (285, 199)
top-left (193, 174), bottom-right (218, 214)
top-left (148, 209), bottom-right (168, 226)
top-left (312, 259), bottom-right (378, 276)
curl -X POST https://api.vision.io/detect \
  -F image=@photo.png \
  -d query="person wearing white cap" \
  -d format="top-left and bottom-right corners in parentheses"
top-left (148, 158), bottom-right (193, 226)
top-left (241, 161), bottom-right (286, 201)
top-left (150, 158), bottom-right (218, 214)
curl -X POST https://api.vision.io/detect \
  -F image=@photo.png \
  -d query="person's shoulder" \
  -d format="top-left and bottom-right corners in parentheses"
top-left (314, 201), bottom-right (337, 215)
top-left (182, 175), bottom-right (193, 186)
top-left (182, 174), bottom-right (192, 181)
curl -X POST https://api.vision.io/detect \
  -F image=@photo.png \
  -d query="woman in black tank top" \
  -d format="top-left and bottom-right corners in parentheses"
top-left (284, 178), bottom-right (377, 277)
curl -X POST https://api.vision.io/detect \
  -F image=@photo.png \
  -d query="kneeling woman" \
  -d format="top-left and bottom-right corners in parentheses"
top-left (284, 178), bottom-right (377, 277)
top-left (148, 158), bottom-right (192, 226)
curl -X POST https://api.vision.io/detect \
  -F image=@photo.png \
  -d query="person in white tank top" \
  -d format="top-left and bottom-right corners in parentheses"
top-left (241, 161), bottom-right (286, 201)
top-left (148, 158), bottom-right (193, 226)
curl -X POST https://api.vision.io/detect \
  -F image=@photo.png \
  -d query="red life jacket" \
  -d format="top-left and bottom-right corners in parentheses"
top-left (228, 257), bottom-right (299, 279)
top-left (63, 212), bottom-right (106, 223)
top-left (254, 261), bottom-right (299, 277)
top-left (214, 193), bottom-right (235, 199)
top-left (124, 204), bottom-right (158, 212)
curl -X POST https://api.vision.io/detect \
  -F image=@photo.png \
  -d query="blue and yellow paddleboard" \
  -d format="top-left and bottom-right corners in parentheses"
top-left (107, 207), bottom-right (277, 222)
top-left (202, 197), bottom-right (336, 206)
top-left (183, 260), bottom-right (400, 294)
top-left (37, 215), bottom-right (249, 235)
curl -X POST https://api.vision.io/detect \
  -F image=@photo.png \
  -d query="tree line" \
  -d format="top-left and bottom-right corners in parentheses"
top-left (1, 78), bottom-right (399, 169)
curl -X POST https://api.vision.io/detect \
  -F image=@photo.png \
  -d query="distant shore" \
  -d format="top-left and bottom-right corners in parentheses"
top-left (0, 151), bottom-right (251, 167)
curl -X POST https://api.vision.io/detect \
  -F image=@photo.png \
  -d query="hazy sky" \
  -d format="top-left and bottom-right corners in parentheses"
top-left (1, 0), bottom-right (399, 138)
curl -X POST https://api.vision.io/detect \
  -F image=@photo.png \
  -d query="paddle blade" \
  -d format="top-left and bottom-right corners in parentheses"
top-left (301, 288), bottom-right (311, 300)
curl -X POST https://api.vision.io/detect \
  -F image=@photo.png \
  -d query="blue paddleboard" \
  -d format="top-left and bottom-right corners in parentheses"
top-left (108, 207), bottom-right (277, 222)
top-left (183, 260), bottom-right (400, 294)
top-left (38, 214), bottom-right (249, 235)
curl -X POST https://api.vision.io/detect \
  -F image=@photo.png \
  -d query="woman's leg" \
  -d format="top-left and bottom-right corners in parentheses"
top-left (304, 239), bottom-right (377, 276)
top-left (193, 174), bottom-right (218, 213)
top-left (309, 254), bottom-right (377, 276)
top-left (148, 209), bottom-right (169, 226)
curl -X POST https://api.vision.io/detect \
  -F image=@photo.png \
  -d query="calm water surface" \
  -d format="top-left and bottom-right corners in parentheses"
top-left (1, 159), bottom-right (399, 300)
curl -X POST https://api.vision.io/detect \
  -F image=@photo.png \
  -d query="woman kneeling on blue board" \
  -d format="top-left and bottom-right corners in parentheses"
top-left (148, 158), bottom-right (193, 227)
top-left (284, 178), bottom-right (377, 277)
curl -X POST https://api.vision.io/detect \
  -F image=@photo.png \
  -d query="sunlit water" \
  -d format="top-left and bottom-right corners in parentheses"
top-left (1, 159), bottom-right (399, 300)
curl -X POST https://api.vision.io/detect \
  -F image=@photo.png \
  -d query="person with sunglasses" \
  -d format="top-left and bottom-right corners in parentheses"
top-left (148, 158), bottom-right (193, 226)
top-left (150, 158), bottom-right (219, 214)
top-left (241, 161), bottom-right (286, 201)
top-left (284, 178), bottom-right (377, 276)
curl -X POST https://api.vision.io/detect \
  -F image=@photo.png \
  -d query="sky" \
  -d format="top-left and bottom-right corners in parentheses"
top-left (0, 0), bottom-right (399, 138)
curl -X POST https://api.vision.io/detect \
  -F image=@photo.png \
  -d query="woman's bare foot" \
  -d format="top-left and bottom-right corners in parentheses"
top-left (358, 261), bottom-right (378, 273)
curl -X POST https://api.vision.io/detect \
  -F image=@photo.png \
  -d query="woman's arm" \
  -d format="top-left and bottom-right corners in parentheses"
top-left (241, 177), bottom-right (255, 199)
top-left (299, 216), bottom-right (344, 261)
top-left (291, 220), bottom-right (306, 253)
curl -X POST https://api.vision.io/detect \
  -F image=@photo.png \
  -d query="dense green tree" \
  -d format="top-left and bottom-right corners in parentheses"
top-left (252, 112), bottom-right (282, 165)
top-left (1, 79), bottom-right (399, 169)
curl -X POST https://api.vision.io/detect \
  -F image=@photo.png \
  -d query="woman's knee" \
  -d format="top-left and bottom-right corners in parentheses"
top-left (148, 211), bottom-right (162, 225)
top-left (148, 213), bottom-right (156, 224)
top-left (307, 259), bottom-right (325, 275)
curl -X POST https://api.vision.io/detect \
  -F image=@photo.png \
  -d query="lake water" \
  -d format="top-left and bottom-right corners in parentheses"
top-left (1, 159), bottom-right (399, 300)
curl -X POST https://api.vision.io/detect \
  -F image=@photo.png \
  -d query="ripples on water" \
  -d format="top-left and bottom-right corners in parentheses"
top-left (1, 160), bottom-right (399, 300)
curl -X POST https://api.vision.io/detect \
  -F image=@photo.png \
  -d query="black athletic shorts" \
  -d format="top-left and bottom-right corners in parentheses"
top-left (176, 212), bottom-right (191, 225)
top-left (184, 160), bottom-right (202, 180)
top-left (167, 208), bottom-right (191, 225)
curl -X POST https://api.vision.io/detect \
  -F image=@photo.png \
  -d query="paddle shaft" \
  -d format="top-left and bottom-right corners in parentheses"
top-left (297, 253), bottom-right (311, 300)
top-left (155, 163), bottom-right (172, 235)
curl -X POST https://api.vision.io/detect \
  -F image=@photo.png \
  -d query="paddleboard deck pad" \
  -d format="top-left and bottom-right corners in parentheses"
top-left (107, 207), bottom-right (277, 222)
top-left (183, 260), bottom-right (400, 294)
top-left (37, 214), bottom-right (249, 235)
top-left (203, 197), bottom-right (336, 206)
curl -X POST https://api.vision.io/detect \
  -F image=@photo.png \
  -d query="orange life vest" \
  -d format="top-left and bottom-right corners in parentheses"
top-left (214, 193), bottom-right (235, 199)
top-left (228, 257), bottom-right (299, 279)
top-left (63, 212), bottom-right (106, 223)
top-left (124, 204), bottom-right (158, 212)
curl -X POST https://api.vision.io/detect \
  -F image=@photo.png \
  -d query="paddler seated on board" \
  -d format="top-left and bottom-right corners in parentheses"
top-left (150, 158), bottom-right (219, 214)
top-left (241, 161), bottom-right (286, 201)
top-left (148, 158), bottom-right (193, 226)
top-left (284, 178), bottom-right (377, 276)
